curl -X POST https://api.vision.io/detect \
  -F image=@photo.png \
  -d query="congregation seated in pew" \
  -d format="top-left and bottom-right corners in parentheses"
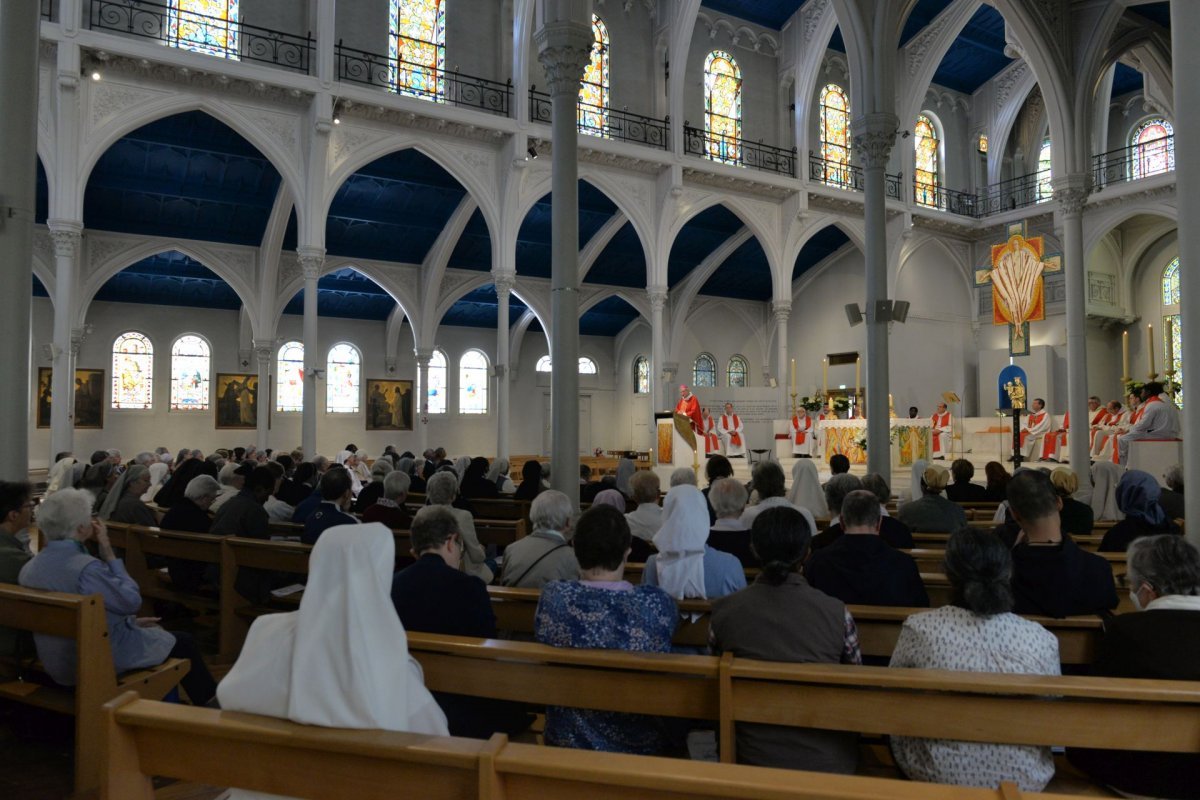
top-left (499, 490), bottom-right (579, 589)
top-left (642, 485), bottom-right (745, 605)
top-left (706, 477), bottom-right (757, 568)
top-left (1098, 469), bottom-right (1184, 552)
top-left (897, 465), bottom-right (968, 533)
top-left (0, 481), bottom-right (34, 676)
top-left (158, 473), bottom-right (221, 592)
top-left (363, 469), bottom-right (413, 529)
top-left (425, 471), bottom-right (493, 582)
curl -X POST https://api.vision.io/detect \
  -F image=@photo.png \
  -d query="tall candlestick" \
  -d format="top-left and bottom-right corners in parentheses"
top-left (790, 358), bottom-right (796, 394)
top-left (1122, 330), bottom-right (1130, 379)
top-left (854, 357), bottom-right (861, 394)
top-left (1165, 317), bottom-right (1174, 373)
top-left (1147, 323), bottom-right (1155, 378)
top-left (822, 358), bottom-right (828, 395)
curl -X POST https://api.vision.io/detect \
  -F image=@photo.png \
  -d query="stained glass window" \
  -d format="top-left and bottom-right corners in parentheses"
top-left (112, 332), bottom-right (154, 410)
top-left (727, 355), bottom-right (748, 388)
top-left (578, 357), bottom-right (598, 374)
top-left (170, 334), bottom-right (210, 411)
top-left (634, 356), bottom-right (649, 394)
top-left (167, 0), bottom-right (239, 59)
top-left (276, 341), bottom-right (304, 413)
top-left (389, 0), bottom-right (446, 101)
top-left (914, 114), bottom-right (940, 208)
top-left (326, 343), bottom-right (361, 413)
top-left (1163, 258), bottom-right (1183, 407)
top-left (819, 84), bottom-right (851, 187)
top-left (693, 353), bottom-right (717, 388)
top-left (1132, 118), bottom-right (1175, 180)
top-left (459, 349), bottom-right (488, 414)
top-left (427, 349), bottom-right (447, 414)
top-left (1036, 137), bottom-right (1052, 202)
top-left (704, 51), bottom-right (742, 165)
top-left (579, 15), bottom-right (610, 137)
top-left (536, 355), bottom-right (553, 372)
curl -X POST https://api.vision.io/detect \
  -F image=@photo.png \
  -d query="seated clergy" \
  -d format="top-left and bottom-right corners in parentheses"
top-left (718, 403), bottom-right (747, 458)
top-left (1020, 398), bottom-right (1054, 462)
top-left (806, 490), bottom-right (928, 608)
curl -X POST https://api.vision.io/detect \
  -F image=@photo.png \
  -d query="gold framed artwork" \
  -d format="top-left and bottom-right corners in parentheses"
top-left (36, 367), bottom-right (105, 429)
top-left (366, 379), bottom-right (414, 430)
top-left (215, 373), bottom-right (259, 429)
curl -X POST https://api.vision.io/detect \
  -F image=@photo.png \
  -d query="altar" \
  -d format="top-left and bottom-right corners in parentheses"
top-left (818, 419), bottom-right (932, 467)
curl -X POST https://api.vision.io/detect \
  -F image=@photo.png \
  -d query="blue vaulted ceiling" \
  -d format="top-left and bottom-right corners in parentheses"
top-left (84, 111), bottom-right (282, 246)
top-left (793, 227), bottom-right (853, 281)
top-left (93, 251), bottom-right (243, 310)
top-left (440, 284), bottom-right (529, 329)
top-left (906, 3), bottom-right (1011, 95)
top-left (1132, 3), bottom-right (1170, 29)
top-left (282, 267), bottom-right (399, 321)
top-left (512, 182), bottom-right (619, 279)
top-left (581, 296), bottom-right (640, 336)
top-left (1112, 63), bottom-right (1143, 98)
top-left (586, 222), bottom-right (647, 288)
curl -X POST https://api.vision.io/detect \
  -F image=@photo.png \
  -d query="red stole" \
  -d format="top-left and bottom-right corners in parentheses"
top-left (1020, 411), bottom-right (1046, 445)
top-left (703, 417), bottom-right (720, 452)
top-left (931, 412), bottom-right (951, 453)
top-left (792, 414), bottom-right (812, 445)
top-left (720, 414), bottom-right (742, 446)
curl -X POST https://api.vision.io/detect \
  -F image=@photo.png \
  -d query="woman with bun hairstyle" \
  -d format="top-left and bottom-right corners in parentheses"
top-left (888, 528), bottom-right (1061, 791)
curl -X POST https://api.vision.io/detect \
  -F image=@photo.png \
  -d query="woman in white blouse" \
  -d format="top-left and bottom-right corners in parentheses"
top-left (889, 528), bottom-right (1061, 792)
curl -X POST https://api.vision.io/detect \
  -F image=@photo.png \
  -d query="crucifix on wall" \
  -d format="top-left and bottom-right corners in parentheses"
top-left (975, 221), bottom-right (1061, 356)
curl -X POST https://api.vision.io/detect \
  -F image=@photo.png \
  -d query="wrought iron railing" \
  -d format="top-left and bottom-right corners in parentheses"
top-left (809, 154), bottom-right (903, 200)
top-left (337, 42), bottom-right (511, 117)
top-left (914, 184), bottom-right (982, 217)
top-left (41, 0), bottom-right (53, 20)
top-left (1092, 134), bottom-right (1174, 190)
top-left (975, 170), bottom-right (1052, 215)
top-left (528, 89), bottom-right (670, 150)
top-left (89, 0), bottom-right (313, 74)
top-left (683, 126), bottom-right (796, 177)
top-left (885, 171), bottom-right (903, 200)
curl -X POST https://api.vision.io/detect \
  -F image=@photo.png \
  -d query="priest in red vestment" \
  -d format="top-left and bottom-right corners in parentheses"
top-left (675, 384), bottom-right (703, 433)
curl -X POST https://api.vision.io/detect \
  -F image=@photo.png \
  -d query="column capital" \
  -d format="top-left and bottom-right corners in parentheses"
top-left (252, 339), bottom-right (275, 363)
top-left (772, 300), bottom-right (792, 322)
top-left (297, 246), bottom-right (326, 280)
top-left (851, 112), bottom-right (899, 170)
top-left (70, 326), bottom-right (90, 356)
top-left (493, 271), bottom-right (517, 296)
top-left (662, 362), bottom-right (678, 381)
top-left (47, 221), bottom-right (83, 258)
top-left (414, 347), bottom-right (435, 364)
top-left (534, 21), bottom-right (593, 96)
top-left (1052, 176), bottom-right (1090, 217)
top-left (647, 285), bottom-right (668, 311)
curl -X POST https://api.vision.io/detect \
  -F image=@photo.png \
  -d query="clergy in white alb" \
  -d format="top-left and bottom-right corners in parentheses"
top-left (1020, 398), bottom-right (1053, 462)
top-left (930, 402), bottom-right (952, 460)
top-left (702, 407), bottom-right (721, 455)
top-left (718, 402), bottom-right (746, 458)
top-left (791, 407), bottom-right (818, 458)
top-left (1118, 382), bottom-right (1182, 464)
top-left (1091, 401), bottom-right (1127, 463)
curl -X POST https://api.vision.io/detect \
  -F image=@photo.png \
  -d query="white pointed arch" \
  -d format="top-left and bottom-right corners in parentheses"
top-left (666, 228), bottom-right (754, 360)
top-left (272, 258), bottom-right (420, 346)
top-left (577, 288), bottom-right (650, 324)
top-left (674, 298), bottom-right (766, 369)
top-left (783, 215), bottom-right (866, 294)
top-left (32, 238), bottom-right (56, 307)
top-left (78, 97), bottom-right (303, 231)
top-left (430, 274), bottom-right (552, 349)
top-left (988, 64), bottom-right (1040, 184)
top-left (791, 0), bottom-right (845, 161)
top-left (894, 233), bottom-right (974, 310)
top-left (509, 308), bottom-right (552, 372)
top-left (1084, 200), bottom-right (1178, 258)
top-left (895, 0), bottom-right (985, 142)
top-left (655, 194), bottom-right (783, 296)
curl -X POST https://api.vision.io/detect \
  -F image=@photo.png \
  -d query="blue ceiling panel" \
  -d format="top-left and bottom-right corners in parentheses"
top-left (699, 0), bottom-right (804, 31)
top-left (439, 284), bottom-right (529, 330)
top-left (928, 4), bottom-right (1011, 95)
top-left (792, 226), bottom-right (852, 281)
top-left (515, 181), bottom-right (619, 279)
top-left (280, 267), bottom-right (399, 321)
top-left (667, 204), bottom-right (745, 287)
top-left (92, 251), bottom-right (244, 310)
top-left (697, 237), bottom-right (772, 301)
top-left (36, 159), bottom-right (47, 224)
top-left (33, 274), bottom-right (47, 297)
top-left (901, 0), bottom-right (953, 45)
top-left (581, 295), bottom-right (639, 337)
top-left (325, 149), bottom-right (470, 264)
top-left (1133, 3), bottom-right (1170, 28)
top-left (585, 221), bottom-right (647, 288)
top-left (83, 111), bottom-right (282, 246)
top-left (1112, 63), bottom-right (1144, 98)
top-left (282, 207), bottom-right (298, 252)
top-left (447, 208), bottom-right (492, 271)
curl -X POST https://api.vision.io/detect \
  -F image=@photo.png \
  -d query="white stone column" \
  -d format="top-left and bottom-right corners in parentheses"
top-left (48, 223), bottom-right (82, 460)
top-left (297, 247), bottom-right (324, 459)
top-left (1172, 0), bottom-right (1200, 543)
top-left (495, 273), bottom-right (516, 461)
top-left (0, 2), bottom-right (39, 478)
top-left (535, 10), bottom-right (592, 506)
top-left (648, 285), bottom-right (667, 409)
top-left (773, 300), bottom-right (791, 415)
top-left (414, 347), bottom-right (433, 457)
top-left (253, 339), bottom-right (274, 454)
top-left (1054, 181), bottom-right (1091, 473)
top-left (853, 113), bottom-right (898, 481)
top-left (315, 0), bottom-right (336, 86)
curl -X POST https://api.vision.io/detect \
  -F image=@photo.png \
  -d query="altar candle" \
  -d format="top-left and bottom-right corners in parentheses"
top-left (790, 358), bottom-right (796, 393)
top-left (854, 357), bottom-right (861, 394)
top-left (822, 358), bottom-right (828, 395)
top-left (1122, 330), bottom-right (1130, 378)
top-left (1147, 323), bottom-right (1155, 377)
top-left (1166, 317), bottom-right (1174, 373)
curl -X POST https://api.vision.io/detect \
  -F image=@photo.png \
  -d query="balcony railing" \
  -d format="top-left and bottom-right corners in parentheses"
top-left (809, 154), bottom-right (903, 200)
top-left (914, 184), bottom-right (982, 217)
top-left (529, 89), bottom-right (670, 150)
top-left (684, 126), bottom-right (796, 177)
top-left (1093, 135), bottom-right (1175, 191)
top-left (89, 0), bottom-right (313, 74)
top-left (975, 170), bottom-right (1052, 215)
top-left (337, 42), bottom-right (511, 117)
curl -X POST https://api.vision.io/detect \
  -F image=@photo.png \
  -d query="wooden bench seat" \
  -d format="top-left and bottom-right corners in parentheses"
top-left (0, 584), bottom-right (189, 796)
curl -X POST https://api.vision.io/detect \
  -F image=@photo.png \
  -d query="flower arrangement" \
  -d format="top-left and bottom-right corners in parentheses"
top-left (833, 397), bottom-right (851, 415)
top-left (799, 396), bottom-right (824, 412)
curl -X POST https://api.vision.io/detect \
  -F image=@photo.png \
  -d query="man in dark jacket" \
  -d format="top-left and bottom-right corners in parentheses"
top-left (210, 467), bottom-right (273, 540)
top-left (302, 467), bottom-right (358, 545)
top-left (945, 459), bottom-right (989, 502)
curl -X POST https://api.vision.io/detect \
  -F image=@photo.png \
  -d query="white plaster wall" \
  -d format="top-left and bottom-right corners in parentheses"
top-left (336, 0), bottom-right (390, 57)
top-left (615, 323), bottom-right (654, 451)
top-left (789, 250), bottom-right (867, 395)
top-left (683, 25), bottom-right (782, 147)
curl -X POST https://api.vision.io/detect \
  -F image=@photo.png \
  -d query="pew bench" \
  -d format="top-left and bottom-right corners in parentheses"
top-left (0, 584), bottom-right (189, 796)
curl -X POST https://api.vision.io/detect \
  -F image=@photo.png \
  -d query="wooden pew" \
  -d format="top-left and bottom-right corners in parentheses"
top-left (102, 693), bottom-right (1070, 800)
top-left (120, 526), bottom-right (224, 615)
top-left (0, 584), bottom-right (189, 796)
top-left (218, 537), bottom-right (313, 660)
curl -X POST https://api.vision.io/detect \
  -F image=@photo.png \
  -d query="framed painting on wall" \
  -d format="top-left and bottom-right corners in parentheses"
top-left (365, 379), bottom-right (414, 431)
top-left (215, 373), bottom-right (259, 429)
top-left (37, 367), bottom-right (106, 429)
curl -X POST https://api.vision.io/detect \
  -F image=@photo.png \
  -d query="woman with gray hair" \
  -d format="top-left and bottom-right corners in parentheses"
top-left (889, 528), bottom-right (1060, 791)
top-left (353, 458), bottom-right (393, 513)
top-left (159, 475), bottom-right (221, 592)
top-left (1067, 534), bottom-right (1200, 799)
top-left (498, 490), bottom-right (580, 589)
top-left (98, 464), bottom-right (157, 526)
top-left (425, 471), bottom-right (492, 583)
top-left (19, 489), bottom-right (216, 705)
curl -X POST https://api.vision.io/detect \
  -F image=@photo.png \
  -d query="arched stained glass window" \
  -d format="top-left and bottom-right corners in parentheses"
top-left (389, 0), bottom-right (446, 101)
top-left (276, 341), bottom-right (304, 413)
top-left (427, 349), bottom-right (448, 414)
top-left (170, 334), bottom-right (210, 411)
top-left (693, 353), bottom-right (717, 388)
top-left (634, 356), bottom-right (649, 394)
top-left (579, 15), bottom-right (610, 137)
top-left (112, 332), bottom-right (154, 410)
top-left (727, 355), bottom-right (748, 388)
top-left (704, 51), bottom-right (742, 164)
top-left (459, 349), bottom-right (489, 414)
top-left (326, 343), bottom-right (361, 413)
top-left (1163, 257), bottom-right (1182, 407)
top-left (578, 357), bottom-right (598, 374)
top-left (1131, 118), bottom-right (1175, 179)
top-left (167, 0), bottom-right (239, 59)
top-left (819, 84), bottom-right (851, 187)
top-left (1036, 137), bottom-right (1053, 202)
top-left (535, 355), bottom-right (553, 372)
top-left (914, 113), bottom-right (940, 207)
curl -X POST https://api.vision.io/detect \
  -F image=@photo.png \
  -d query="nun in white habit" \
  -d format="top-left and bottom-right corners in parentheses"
top-left (217, 523), bottom-right (448, 800)
top-left (334, 450), bottom-right (364, 496)
top-left (644, 485), bottom-right (746, 604)
top-left (786, 459), bottom-right (829, 518)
